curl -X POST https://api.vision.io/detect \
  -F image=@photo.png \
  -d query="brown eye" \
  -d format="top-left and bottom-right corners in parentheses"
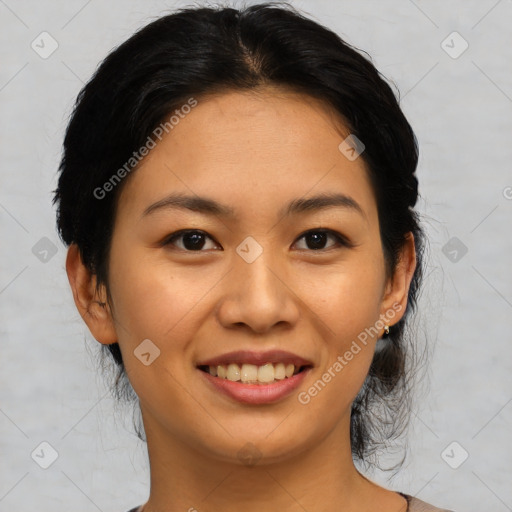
top-left (294, 229), bottom-right (350, 251)
top-left (163, 230), bottom-right (220, 251)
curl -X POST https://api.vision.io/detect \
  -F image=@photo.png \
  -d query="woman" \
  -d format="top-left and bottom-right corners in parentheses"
top-left (53, 3), bottom-right (455, 511)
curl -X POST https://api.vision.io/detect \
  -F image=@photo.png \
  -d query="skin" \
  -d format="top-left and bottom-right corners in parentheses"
top-left (66, 87), bottom-right (416, 512)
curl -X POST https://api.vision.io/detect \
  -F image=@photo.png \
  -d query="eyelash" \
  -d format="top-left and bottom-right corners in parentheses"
top-left (161, 228), bottom-right (352, 252)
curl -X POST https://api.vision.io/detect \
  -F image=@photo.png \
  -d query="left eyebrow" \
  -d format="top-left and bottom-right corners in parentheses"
top-left (141, 192), bottom-right (367, 222)
top-left (281, 193), bottom-right (367, 221)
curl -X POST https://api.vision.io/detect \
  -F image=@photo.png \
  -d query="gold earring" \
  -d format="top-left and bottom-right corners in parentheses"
top-left (384, 324), bottom-right (390, 336)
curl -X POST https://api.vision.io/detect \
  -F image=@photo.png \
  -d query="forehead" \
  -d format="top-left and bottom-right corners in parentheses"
top-left (116, 88), bottom-right (378, 225)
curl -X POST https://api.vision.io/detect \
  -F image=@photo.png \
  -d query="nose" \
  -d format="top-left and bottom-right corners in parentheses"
top-left (215, 250), bottom-right (300, 334)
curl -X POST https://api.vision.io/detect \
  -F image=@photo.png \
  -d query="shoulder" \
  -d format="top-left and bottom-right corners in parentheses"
top-left (401, 493), bottom-right (456, 512)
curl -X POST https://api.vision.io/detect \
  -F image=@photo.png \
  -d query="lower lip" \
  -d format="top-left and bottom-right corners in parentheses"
top-left (198, 368), bottom-right (311, 404)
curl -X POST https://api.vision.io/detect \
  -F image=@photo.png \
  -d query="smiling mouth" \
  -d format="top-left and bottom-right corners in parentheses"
top-left (197, 362), bottom-right (311, 385)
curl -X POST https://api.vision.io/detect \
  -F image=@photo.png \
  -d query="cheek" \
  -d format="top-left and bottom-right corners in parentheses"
top-left (107, 246), bottom-right (225, 350)
top-left (106, 250), bottom-right (214, 421)
top-left (295, 252), bottom-right (384, 403)
top-left (300, 254), bottom-right (385, 340)
top-left (296, 301), bottom-right (379, 425)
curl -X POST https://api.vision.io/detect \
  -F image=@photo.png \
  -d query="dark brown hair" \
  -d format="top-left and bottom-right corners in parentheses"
top-left (53, 2), bottom-right (426, 470)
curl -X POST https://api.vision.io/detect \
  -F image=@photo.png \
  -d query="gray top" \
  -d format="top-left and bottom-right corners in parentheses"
top-left (127, 493), bottom-right (456, 511)
top-left (408, 496), bottom-right (455, 511)
top-left (401, 493), bottom-right (455, 511)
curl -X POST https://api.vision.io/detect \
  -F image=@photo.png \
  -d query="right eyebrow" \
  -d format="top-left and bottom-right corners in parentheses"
top-left (142, 194), bottom-right (235, 219)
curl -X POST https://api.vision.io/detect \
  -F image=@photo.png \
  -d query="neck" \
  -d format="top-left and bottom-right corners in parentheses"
top-left (138, 410), bottom-right (388, 512)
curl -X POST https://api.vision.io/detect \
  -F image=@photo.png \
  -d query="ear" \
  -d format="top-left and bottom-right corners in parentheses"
top-left (379, 232), bottom-right (417, 329)
top-left (65, 244), bottom-right (117, 345)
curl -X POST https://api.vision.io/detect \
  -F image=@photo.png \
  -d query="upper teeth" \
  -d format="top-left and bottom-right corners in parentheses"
top-left (207, 363), bottom-right (297, 383)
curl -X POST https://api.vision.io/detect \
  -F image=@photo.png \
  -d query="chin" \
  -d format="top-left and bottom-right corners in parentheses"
top-left (191, 422), bottom-right (317, 467)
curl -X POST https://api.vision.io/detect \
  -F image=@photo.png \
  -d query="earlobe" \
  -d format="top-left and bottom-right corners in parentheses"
top-left (380, 232), bottom-right (417, 327)
top-left (65, 244), bottom-right (118, 345)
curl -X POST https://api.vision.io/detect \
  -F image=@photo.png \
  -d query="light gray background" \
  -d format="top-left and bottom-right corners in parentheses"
top-left (1, 1), bottom-right (511, 511)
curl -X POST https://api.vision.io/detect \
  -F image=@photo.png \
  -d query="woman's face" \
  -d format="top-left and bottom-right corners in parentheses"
top-left (81, 88), bottom-right (414, 464)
